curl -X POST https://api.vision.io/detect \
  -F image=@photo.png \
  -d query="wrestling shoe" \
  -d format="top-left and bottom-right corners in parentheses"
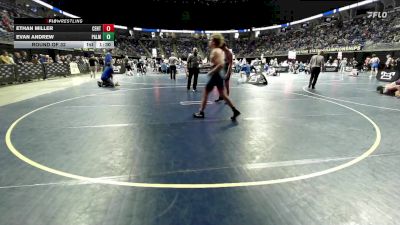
top-left (193, 111), bottom-right (205, 119)
top-left (231, 108), bottom-right (241, 121)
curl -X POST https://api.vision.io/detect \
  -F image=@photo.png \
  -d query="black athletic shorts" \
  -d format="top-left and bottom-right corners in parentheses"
top-left (125, 65), bottom-right (132, 71)
top-left (206, 70), bottom-right (224, 92)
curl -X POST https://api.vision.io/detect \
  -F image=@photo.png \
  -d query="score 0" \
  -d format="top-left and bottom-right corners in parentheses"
top-left (102, 24), bottom-right (115, 41)
top-left (102, 24), bottom-right (114, 32)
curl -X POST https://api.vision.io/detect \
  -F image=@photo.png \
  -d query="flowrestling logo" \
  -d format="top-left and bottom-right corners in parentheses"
top-left (367, 11), bottom-right (388, 19)
top-left (380, 71), bottom-right (396, 80)
top-left (47, 19), bottom-right (83, 24)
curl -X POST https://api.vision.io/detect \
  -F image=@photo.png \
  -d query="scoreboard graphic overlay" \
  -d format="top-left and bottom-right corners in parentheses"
top-left (14, 18), bottom-right (114, 49)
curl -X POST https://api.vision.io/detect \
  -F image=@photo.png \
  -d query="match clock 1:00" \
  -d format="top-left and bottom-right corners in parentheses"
top-left (97, 41), bottom-right (113, 48)
top-left (102, 32), bottom-right (115, 41)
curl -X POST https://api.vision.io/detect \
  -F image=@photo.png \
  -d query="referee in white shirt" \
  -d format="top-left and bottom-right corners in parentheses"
top-left (169, 52), bottom-right (179, 80)
top-left (308, 51), bottom-right (325, 89)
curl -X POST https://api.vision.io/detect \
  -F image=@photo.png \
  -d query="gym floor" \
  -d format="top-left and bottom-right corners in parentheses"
top-left (0, 71), bottom-right (399, 225)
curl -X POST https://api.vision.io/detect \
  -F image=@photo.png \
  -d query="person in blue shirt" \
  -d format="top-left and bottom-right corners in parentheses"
top-left (39, 54), bottom-right (47, 64)
top-left (104, 50), bottom-right (113, 67)
top-left (242, 63), bottom-right (251, 77)
top-left (98, 66), bottom-right (115, 87)
top-left (264, 63), bottom-right (269, 72)
top-left (161, 62), bottom-right (167, 73)
top-left (299, 61), bottom-right (305, 72)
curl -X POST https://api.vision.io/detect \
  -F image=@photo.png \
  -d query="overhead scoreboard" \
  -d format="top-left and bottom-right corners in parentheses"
top-left (14, 18), bottom-right (114, 49)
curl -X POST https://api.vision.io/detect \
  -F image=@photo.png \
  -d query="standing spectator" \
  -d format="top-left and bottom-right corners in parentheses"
top-left (168, 52), bottom-right (179, 80)
top-left (154, 59), bottom-right (158, 71)
top-left (123, 55), bottom-right (133, 76)
top-left (88, 54), bottom-right (98, 78)
top-left (351, 58), bottom-right (358, 69)
top-left (105, 50), bottom-right (113, 67)
top-left (364, 56), bottom-right (371, 71)
top-left (98, 56), bottom-right (104, 71)
top-left (385, 55), bottom-right (394, 70)
top-left (339, 58), bottom-right (347, 73)
top-left (394, 57), bottom-right (400, 71)
top-left (0, 50), bottom-right (11, 64)
top-left (370, 54), bottom-right (380, 76)
top-left (152, 59), bottom-right (157, 72)
top-left (186, 48), bottom-right (202, 92)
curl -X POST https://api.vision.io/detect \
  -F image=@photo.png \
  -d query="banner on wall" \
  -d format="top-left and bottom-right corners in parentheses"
top-left (288, 51), bottom-right (296, 59)
top-left (338, 51), bottom-right (342, 59)
top-left (296, 46), bottom-right (362, 54)
top-left (152, 48), bottom-right (157, 57)
top-left (309, 45), bottom-right (362, 53)
top-left (69, 62), bottom-right (80, 74)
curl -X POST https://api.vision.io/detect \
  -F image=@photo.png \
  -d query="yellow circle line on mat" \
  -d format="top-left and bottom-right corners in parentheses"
top-left (5, 87), bottom-right (381, 189)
